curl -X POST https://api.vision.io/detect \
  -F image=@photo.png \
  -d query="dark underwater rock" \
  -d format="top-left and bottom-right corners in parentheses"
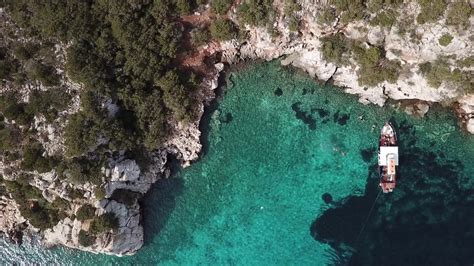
top-left (291, 102), bottom-right (316, 130)
top-left (274, 88), bottom-right (283, 96)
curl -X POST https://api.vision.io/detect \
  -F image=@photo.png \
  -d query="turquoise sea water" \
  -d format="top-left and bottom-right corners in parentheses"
top-left (1, 62), bottom-right (473, 265)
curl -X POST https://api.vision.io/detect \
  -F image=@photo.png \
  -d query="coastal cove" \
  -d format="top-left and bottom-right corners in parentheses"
top-left (1, 61), bottom-right (473, 264)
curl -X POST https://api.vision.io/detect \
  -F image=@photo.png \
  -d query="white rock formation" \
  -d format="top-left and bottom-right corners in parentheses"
top-left (110, 160), bottom-right (141, 183)
top-left (219, 0), bottom-right (473, 111)
top-left (457, 94), bottom-right (474, 134)
top-left (0, 196), bottom-right (26, 243)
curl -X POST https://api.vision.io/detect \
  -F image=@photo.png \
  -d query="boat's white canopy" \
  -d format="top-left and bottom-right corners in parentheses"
top-left (379, 146), bottom-right (399, 166)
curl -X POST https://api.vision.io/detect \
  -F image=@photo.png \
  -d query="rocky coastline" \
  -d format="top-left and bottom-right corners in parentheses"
top-left (1, 0), bottom-right (473, 257)
top-left (211, 0), bottom-right (473, 132)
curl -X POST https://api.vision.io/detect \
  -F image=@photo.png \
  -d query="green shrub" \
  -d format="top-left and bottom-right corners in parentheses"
top-left (19, 202), bottom-right (60, 230)
top-left (457, 56), bottom-right (474, 68)
top-left (237, 0), bottom-right (274, 26)
top-left (4, 177), bottom-right (43, 200)
top-left (367, 0), bottom-right (403, 13)
top-left (370, 10), bottom-right (397, 28)
top-left (0, 128), bottom-right (16, 152)
top-left (64, 159), bottom-right (102, 185)
top-left (191, 27), bottom-right (210, 46)
top-left (78, 230), bottom-right (96, 247)
top-left (4, 179), bottom-right (59, 230)
top-left (288, 16), bottom-right (299, 32)
top-left (21, 143), bottom-right (41, 170)
top-left (14, 44), bottom-right (37, 60)
top-left (64, 112), bottom-right (100, 157)
top-left (353, 45), bottom-right (401, 86)
top-left (320, 33), bottom-right (351, 65)
top-left (76, 204), bottom-right (96, 221)
top-left (26, 61), bottom-right (60, 86)
top-left (26, 89), bottom-right (72, 122)
top-left (284, 0), bottom-right (301, 16)
top-left (419, 60), bottom-right (470, 91)
top-left (94, 186), bottom-right (106, 199)
top-left (318, 7), bottom-right (336, 25)
top-left (0, 60), bottom-right (12, 80)
top-left (331, 0), bottom-right (366, 23)
top-left (0, 97), bottom-right (33, 125)
top-left (211, 0), bottom-right (233, 15)
top-left (174, 0), bottom-right (193, 15)
top-left (446, 2), bottom-right (471, 28)
top-left (438, 34), bottom-right (453, 47)
top-left (416, 0), bottom-right (447, 24)
top-left (68, 188), bottom-right (86, 199)
top-left (90, 213), bottom-right (119, 234)
top-left (21, 142), bottom-right (53, 173)
top-left (51, 197), bottom-right (69, 211)
top-left (210, 18), bottom-right (237, 41)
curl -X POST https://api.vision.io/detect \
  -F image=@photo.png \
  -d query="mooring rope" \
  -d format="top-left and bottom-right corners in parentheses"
top-left (355, 189), bottom-right (382, 244)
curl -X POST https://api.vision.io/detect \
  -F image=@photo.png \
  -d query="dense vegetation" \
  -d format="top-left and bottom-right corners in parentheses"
top-left (419, 60), bottom-right (471, 93)
top-left (4, 1), bottom-right (202, 161)
top-left (237, 0), bottom-right (274, 27)
top-left (319, 0), bottom-right (402, 26)
top-left (211, 0), bottom-right (233, 15)
top-left (446, 1), bottom-right (472, 29)
top-left (210, 19), bottom-right (238, 41)
top-left (78, 212), bottom-right (119, 246)
top-left (0, 0), bottom-right (208, 192)
top-left (438, 34), bottom-right (453, 47)
top-left (78, 230), bottom-right (96, 247)
top-left (3, 175), bottom-right (65, 230)
top-left (416, 0), bottom-right (447, 24)
top-left (90, 213), bottom-right (119, 234)
top-left (76, 204), bottom-right (96, 221)
top-left (0, 0), bottom-right (215, 232)
top-left (321, 34), bottom-right (400, 86)
top-left (320, 33), bottom-right (352, 66)
top-left (352, 45), bottom-right (401, 86)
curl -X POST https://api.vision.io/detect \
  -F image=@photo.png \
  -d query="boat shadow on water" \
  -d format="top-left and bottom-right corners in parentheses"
top-left (310, 120), bottom-right (474, 266)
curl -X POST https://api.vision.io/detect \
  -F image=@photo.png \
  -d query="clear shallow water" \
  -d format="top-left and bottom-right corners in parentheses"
top-left (1, 62), bottom-right (473, 265)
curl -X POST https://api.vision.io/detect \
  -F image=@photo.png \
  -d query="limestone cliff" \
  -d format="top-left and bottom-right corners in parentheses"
top-left (214, 0), bottom-right (473, 132)
top-left (0, 0), bottom-right (472, 258)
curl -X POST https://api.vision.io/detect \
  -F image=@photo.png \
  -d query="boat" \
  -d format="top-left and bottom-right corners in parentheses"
top-left (378, 122), bottom-right (399, 193)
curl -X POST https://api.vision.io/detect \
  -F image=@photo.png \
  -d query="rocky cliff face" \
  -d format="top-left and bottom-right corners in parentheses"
top-left (217, 0), bottom-right (473, 132)
top-left (22, 65), bottom-right (220, 255)
top-left (0, 0), bottom-right (472, 258)
top-left (0, 19), bottom-right (224, 254)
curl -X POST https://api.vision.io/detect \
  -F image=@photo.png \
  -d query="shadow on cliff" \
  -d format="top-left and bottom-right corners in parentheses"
top-left (198, 58), bottom-right (228, 157)
top-left (140, 155), bottom-right (185, 246)
top-left (310, 119), bottom-right (474, 266)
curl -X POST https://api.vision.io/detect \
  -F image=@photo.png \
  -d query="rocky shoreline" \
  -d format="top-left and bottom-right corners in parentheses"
top-left (1, 0), bottom-right (473, 257)
top-left (211, 0), bottom-right (473, 133)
